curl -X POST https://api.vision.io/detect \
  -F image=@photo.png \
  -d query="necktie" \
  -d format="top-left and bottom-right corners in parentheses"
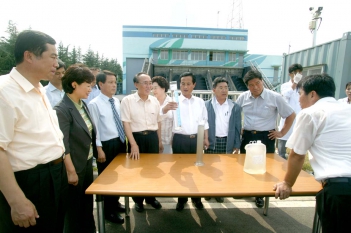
top-left (109, 98), bottom-right (125, 143)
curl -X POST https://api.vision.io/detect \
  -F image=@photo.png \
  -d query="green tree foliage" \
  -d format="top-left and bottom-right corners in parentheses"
top-left (0, 21), bottom-right (123, 80)
top-left (0, 21), bottom-right (18, 75)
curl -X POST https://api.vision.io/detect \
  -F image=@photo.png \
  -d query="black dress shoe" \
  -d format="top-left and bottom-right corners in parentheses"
top-left (215, 197), bottom-right (224, 203)
top-left (105, 212), bottom-right (124, 224)
top-left (116, 202), bottom-right (126, 212)
top-left (176, 202), bottom-right (185, 211)
top-left (192, 200), bottom-right (204, 210)
top-left (255, 197), bottom-right (264, 208)
top-left (146, 200), bottom-right (162, 209)
top-left (135, 202), bottom-right (144, 212)
top-left (204, 197), bottom-right (211, 201)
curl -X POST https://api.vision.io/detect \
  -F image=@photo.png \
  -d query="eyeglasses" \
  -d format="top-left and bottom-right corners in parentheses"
top-left (138, 81), bottom-right (152, 86)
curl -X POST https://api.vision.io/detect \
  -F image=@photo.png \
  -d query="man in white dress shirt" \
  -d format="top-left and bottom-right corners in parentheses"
top-left (45, 59), bottom-right (65, 107)
top-left (163, 71), bottom-right (209, 211)
top-left (88, 70), bottom-right (126, 224)
top-left (274, 73), bottom-right (351, 232)
top-left (277, 64), bottom-right (303, 159)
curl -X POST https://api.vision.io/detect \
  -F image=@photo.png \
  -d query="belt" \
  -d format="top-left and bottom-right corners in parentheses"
top-left (133, 130), bottom-right (156, 135)
top-left (243, 130), bottom-right (273, 134)
top-left (32, 157), bottom-right (64, 171)
top-left (175, 134), bottom-right (197, 139)
top-left (321, 177), bottom-right (351, 187)
top-left (216, 136), bottom-right (227, 139)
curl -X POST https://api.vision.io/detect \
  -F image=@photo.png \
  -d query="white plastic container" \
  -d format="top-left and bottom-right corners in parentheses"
top-left (244, 140), bottom-right (266, 174)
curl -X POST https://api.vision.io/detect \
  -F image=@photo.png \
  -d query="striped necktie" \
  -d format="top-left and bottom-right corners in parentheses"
top-left (109, 98), bottom-right (125, 143)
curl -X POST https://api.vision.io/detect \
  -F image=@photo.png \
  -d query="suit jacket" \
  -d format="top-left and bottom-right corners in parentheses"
top-left (54, 94), bottom-right (97, 173)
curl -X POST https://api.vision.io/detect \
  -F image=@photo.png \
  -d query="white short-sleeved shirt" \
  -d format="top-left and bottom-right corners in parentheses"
top-left (44, 82), bottom-right (64, 107)
top-left (286, 97), bottom-right (351, 181)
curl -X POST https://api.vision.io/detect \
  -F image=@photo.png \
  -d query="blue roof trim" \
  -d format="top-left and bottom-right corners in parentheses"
top-left (123, 25), bottom-right (248, 33)
top-left (123, 31), bottom-right (248, 41)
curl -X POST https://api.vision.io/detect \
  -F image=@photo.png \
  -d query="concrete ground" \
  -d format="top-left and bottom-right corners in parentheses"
top-left (93, 196), bottom-right (316, 233)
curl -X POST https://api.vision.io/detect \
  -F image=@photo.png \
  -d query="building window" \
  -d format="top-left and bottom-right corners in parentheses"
top-left (172, 50), bottom-right (188, 60)
top-left (301, 65), bottom-right (324, 77)
top-left (191, 34), bottom-right (207, 39)
top-left (160, 50), bottom-right (168, 60)
top-left (230, 36), bottom-right (245, 40)
top-left (191, 51), bottom-right (206, 60)
top-left (228, 53), bottom-right (236, 61)
top-left (211, 35), bottom-right (226, 40)
top-left (209, 51), bottom-right (224, 61)
top-left (173, 34), bottom-right (188, 38)
top-left (152, 33), bottom-right (170, 38)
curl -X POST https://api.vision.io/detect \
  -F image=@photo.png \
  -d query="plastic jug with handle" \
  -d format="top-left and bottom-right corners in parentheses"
top-left (244, 140), bottom-right (266, 174)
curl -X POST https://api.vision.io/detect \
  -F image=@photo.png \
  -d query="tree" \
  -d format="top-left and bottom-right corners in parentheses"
top-left (57, 42), bottom-right (69, 65)
top-left (0, 21), bottom-right (18, 74)
top-left (69, 46), bottom-right (78, 66)
top-left (82, 46), bottom-right (95, 67)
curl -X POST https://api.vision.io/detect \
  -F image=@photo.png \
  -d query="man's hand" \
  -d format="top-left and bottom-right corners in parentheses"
top-left (268, 130), bottom-right (283, 140)
top-left (273, 181), bottom-right (292, 200)
top-left (159, 142), bottom-right (164, 154)
top-left (11, 198), bottom-right (39, 228)
top-left (67, 171), bottom-right (78, 186)
top-left (162, 102), bottom-right (178, 114)
top-left (128, 144), bottom-right (140, 160)
top-left (97, 148), bottom-right (106, 163)
top-left (203, 138), bottom-right (209, 150)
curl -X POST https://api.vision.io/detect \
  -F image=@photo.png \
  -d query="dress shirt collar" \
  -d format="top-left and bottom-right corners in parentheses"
top-left (98, 93), bottom-right (111, 102)
top-left (314, 97), bottom-right (337, 106)
top-left (179, 93), bottom-right (195, 102)
top-left (10, 68), bottom-right (39, 93)
top-left (214, 97), bottom-right (228, 106)
top-left (133, 92), bottom-right (150, 102)
top-left (47, 82), bottom-right (61, 92)
top-left (249, 88), bottom-right (267, 99)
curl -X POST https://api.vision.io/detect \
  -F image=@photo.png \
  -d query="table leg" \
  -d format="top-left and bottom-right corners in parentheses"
top-left (312, 205), bottom-right (321, 233)
top-left (125, 196), bottom-right (130, 217)
top-left (96, 195), bottom-right (105, 233)
top-left (263, 197), bottom-right (269, 216)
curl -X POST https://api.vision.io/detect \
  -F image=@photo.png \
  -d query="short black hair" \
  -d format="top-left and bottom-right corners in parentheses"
top-left (243, 70), bottom-right (262, 85)
top-left (96, 70), bottom-right (116, 89)
top-left (297, 73), bottom-right (335, 98)
top-left (212, 77), bottom-right (228, 88)
top-left (152, 76), bottom-right (169, 92)
top-left (57, 59), bottom-right (66, 70)
top-left (288, 64), bottom-right (303, 74)
top-left (133, 72), bottom-right (148, 83)
top-left (345, 82), bottom-right (351, 89)
top-left (14, 30), bottom-right (56, 65)
top-left (180, 72), bottom-right (196, 84)
top-left (62, 65), bottom-right (94, 94)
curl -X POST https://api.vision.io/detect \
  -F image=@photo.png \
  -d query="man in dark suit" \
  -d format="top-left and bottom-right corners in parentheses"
top-left (54, 65), bottom-right (97, 233)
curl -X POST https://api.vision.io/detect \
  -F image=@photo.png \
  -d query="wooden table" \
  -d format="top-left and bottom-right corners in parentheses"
top-left (86, 153), bottom-right (322, 233)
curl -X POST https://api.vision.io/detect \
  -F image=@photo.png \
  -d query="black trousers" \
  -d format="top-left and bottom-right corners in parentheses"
top-left (129, 131), bottom-right (159, 204)
top-left (240, 130), bottom-right (275, 154)
top-left (0, 161), bottom-right (68, 233)
top-left (172, 133), bottom-right (201, 204)
top-left (64, 158), bottom-right (95, 233)
top-left (316, 180), bottom-right (351, 233)
top-left (97, 137), bottom-right (126, 214)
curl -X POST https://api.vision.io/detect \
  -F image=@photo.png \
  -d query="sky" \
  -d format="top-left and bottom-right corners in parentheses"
top-left (1, 0), bottom-right (350, 65)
